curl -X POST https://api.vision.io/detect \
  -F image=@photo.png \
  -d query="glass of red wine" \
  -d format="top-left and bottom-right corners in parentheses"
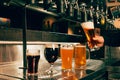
top-left (44, 44), bottom-right (59, 75)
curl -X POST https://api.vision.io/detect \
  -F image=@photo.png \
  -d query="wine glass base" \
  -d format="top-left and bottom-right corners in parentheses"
top-left (39, 69), bottom-right (61, 79)
top-left (45, 68), bottom-right (58, 75)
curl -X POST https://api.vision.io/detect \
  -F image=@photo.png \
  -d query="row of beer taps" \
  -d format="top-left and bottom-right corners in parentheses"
top-left (43, 0), bottom-right (107, 22)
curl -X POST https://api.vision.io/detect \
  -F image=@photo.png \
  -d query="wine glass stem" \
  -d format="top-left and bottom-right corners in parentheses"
top-left (50, 64), bottom-right (54, 74)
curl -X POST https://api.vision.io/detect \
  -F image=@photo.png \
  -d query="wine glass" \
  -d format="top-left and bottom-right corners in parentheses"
top-left (44, 44), bottom-right (59, 75)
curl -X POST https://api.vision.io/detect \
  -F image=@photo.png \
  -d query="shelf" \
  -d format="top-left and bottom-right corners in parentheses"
top-left (9, 0), bottom-right (82, 24)
top-left (0, 28), bottom-right (83, 44)
top-left (26, 4), bottom-right (59, 17)
top-left (26, 4), bottom-right (82, 24)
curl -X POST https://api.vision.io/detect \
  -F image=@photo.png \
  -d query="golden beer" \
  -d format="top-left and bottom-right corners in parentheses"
top-left (60, 45), bottom-right (74, 70)
top-left (74, 45), bottom-right (86, 69)
top-left (81, 22), bottom-right (96, 48)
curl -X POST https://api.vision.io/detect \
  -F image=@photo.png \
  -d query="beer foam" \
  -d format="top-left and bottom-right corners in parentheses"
top-left (81, 22), bottom-right (94, 29)
top-left (61, 47), bottom-right (74, 49)
top-left (45, 44), bottom-right (58, 48)
top-left (27, 49), bottom-right (40, 56)
top-left (75, 45), bottom-right (86, 48)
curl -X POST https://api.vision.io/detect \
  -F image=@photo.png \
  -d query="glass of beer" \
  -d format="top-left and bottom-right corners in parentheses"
top-left (26, 49), bottom-right (40, 76)
top-left (74, 44), bottom-right (86, 70)
top-left (81, 21), bottom-right (99, 51)
top-left (60, 44), bottom-right (74, 71)
top-left (74, 69), bottom-right (86, 79)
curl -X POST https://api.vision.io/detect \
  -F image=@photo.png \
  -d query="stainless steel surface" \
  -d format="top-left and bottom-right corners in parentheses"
top-left (0, 44), bottom-right (105, 80)
top-left (0, 62), bottom-right (23, 80)
top-left (0, 59), bottom-right (105, 80)
top-left (0, 45), bottom-right (22, 62)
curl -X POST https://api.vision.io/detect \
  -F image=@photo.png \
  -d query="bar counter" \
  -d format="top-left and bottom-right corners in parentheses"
top-left (0, 59), bottom-right (106, 80)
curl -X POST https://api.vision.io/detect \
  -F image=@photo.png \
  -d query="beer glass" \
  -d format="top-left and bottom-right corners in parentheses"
top-left (60, 44), bottom-right (74, 71)
top-left (74, 44), bottom-right (86, 70)
top-left (26, 49), bottom-right (40, 76)
top-left (58, 70), bottom-right (78, 80)
top-left (74, 69), bottom-right (86, 79)
top-left (44, 44), bottom-right (59, 75)
top-left (81, 21), bottom-right (99, 51)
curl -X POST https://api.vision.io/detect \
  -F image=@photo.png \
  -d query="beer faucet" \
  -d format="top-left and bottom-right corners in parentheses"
top-left (64, 0), bottom-right (69, 9)
top-left (66, 0), bottom-right (75, 17)
top-left (43, 0), bottom-right (55, 10)
top-left (89, 0), bottom-right (94, 19)
top-left (95, 3), bottom-right (100, 24)
top-left (74, 0), bottom-right (81, 20)
top-left (80, 3), bottom-right (87, 22)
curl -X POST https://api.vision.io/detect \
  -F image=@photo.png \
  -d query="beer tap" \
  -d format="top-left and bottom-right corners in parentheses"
top-left (115, 6), bottom-right (120, 18)
top-left (66, 0), bottom-right (75, 17)
top-left (80, 3), bottom-right (87, 22)
top-left (56, 0), bottom-right (65, 13)
top-left (99, 1), bottom-right (107, 26)
top-left (56, 0), bottom-right (69, 13)
top-left (89, 0), bottom-right (94, 19)
top-left (74, 0), bottom-right (81, 20)
top-left (64, 0), bottom-right (69, 9)
top-left (43, 0), bottom-right (55, 10)
top-left (99, 1), bottom-right (104, 13)
top-left (95, 3), bottom-right (100, 24)
top-left (118, 6), bottom-right (120, 17)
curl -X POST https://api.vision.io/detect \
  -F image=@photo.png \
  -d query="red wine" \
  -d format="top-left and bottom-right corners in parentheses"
top-left (44, 48), bottom-right (59, 64)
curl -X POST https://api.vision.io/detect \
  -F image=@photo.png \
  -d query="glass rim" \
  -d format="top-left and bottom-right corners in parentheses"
top-left (26, 49), bottom-right (40, 56)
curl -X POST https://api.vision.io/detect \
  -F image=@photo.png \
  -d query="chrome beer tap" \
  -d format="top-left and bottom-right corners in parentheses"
top-left (95, 3), bottom-right (100, 24)
top-left (89, 0), bottom-right (94, 20)
top-left (80, 3), bottom-right (87, 22)
top-left (74, 0), bottom-right (81, 20)
top-left (66, 0), bottom-right (75, 17)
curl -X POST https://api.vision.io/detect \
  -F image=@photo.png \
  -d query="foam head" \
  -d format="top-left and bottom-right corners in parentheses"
top-left (81, 21), bottom-right (94, 29)
top-left (26, 49), bottom-right (40, 56)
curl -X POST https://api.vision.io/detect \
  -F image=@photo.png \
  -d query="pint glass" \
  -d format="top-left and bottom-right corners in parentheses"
top-left (26, 49), bottom-right (40, 75)
top-left (74, 44), bottom-right (86, 70)
top-left (81, 21), bottom-right (98, 51)
top-left (60, 44), bottom-right (74, 70)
